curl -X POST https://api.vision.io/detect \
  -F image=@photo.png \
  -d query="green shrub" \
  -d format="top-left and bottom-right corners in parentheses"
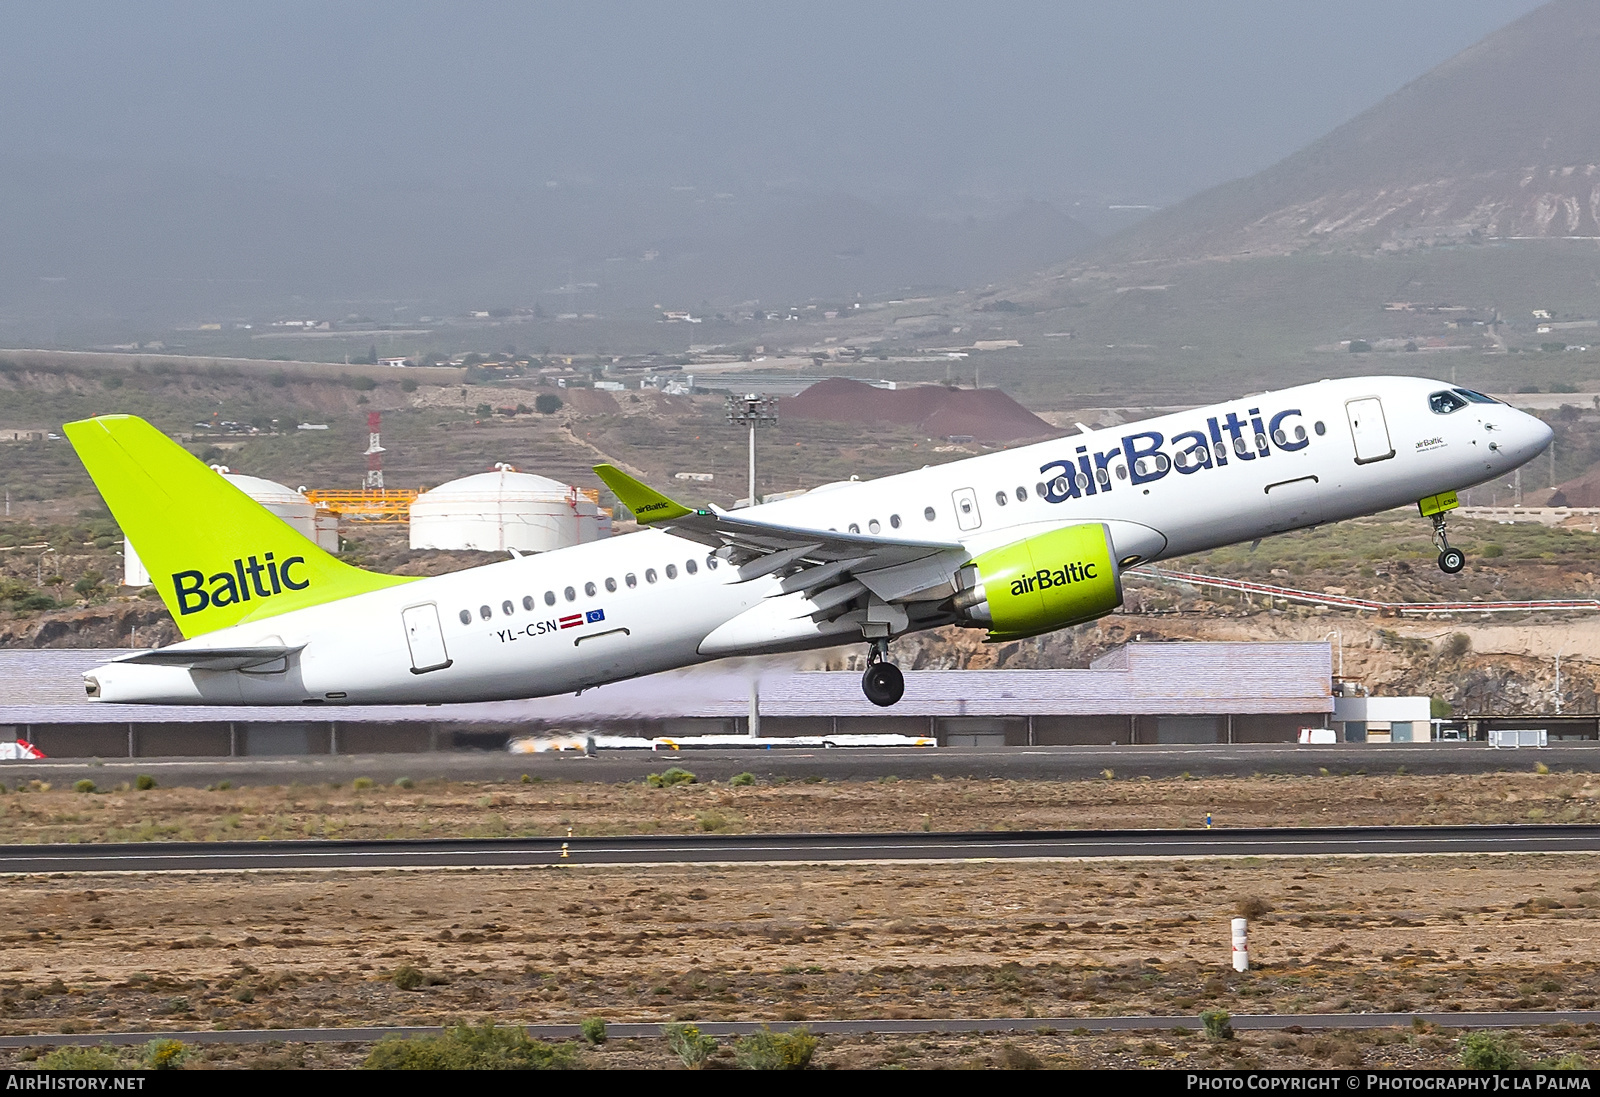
top-left (363, 1022), bottom-right (576, 1070)
top-left (391, 965), bottom-right (425, 991)
top-left (580, 1017), bottom-right (607, 1045)
top-left (134, 774), bottom-right (157, 791)
top-left (400, 378), bottom-right (418, 393)
top-left (352, 776), bottom-right (374, 790)
top-left (37, 1046), bottom-right (118, 1070)
top-left (1460, 1031), bottom-right (1522, 1070)
top-left (1482, 543), bottom-right (1504, 558)
top-left (730, 772), bottom-right (756, 787)
top-left (395, 777), bottom-right (415, 789)
top-left (535, 393), bottom-right (563, 415)
top-left (73, 779), bottom-right (96, 794)
top-left (1201, 1009), bottom-right (1234, 1041)
top-left (143, 1038), bottom-right (186, 1070)
top-left (996, 1042), bottom-right (1043, 1069)
top-left (664, 1023), bottom-right (718, 1069)
top-left (647, 767), bottom-right (697, 788)
top-left (733, 1026), bottom-right (817, 1070)
top-left (232, 986), bottom-right (255, 1003)
top-left (697, 810), bottom-right (729, 832)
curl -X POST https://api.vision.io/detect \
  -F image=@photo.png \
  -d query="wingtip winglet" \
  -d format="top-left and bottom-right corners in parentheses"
top-left (593, 464), bottom-right (694, 523)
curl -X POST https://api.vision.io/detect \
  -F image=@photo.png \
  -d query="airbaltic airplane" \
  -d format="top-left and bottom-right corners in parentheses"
top-left (68, 375), bottom-right (1550, 709)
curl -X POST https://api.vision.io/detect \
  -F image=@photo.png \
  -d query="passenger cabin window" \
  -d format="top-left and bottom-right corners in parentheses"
top-left (923, 506), bottom-right (936, 521)
top-left (605, 577), bottom-right (617, 592)
top-left (994, 491), bottom-right (1008, 506)
top-left (665, 564), bottom-right (678, 579)
top-left (544, 591), bottom-right (556, 606)
top-left (685, 558), bottom-right (698, 575)
top-left (626, 573), bottom-right (637, 588)
top-left (564, 586), bottom-right (576, 602)
top-left (889, 514), bottom-right (901, 529)
top-left (1016, 486), bottom-right (1028, 501)
top-left (1314, 421), bottom-right (1326, 435)
top-left (584, 582), bottom-right (596, 597)
top-left (645, 569), bottom-right (657, 584)
top-left (479, 605), bottom-right (492, 620)
top-left (848, 523), bottom-right (859, 534)
top-left (1095, 467), bottom-right (1110, 487)
top-left (1429, 390), bottom-right (1469, 414)
top-left (502, 600), bottom-right (514, 616)
top-left (1035, 481), bottom-right (1047, 497)
top-left (522, 595), bottom-right (535, 611)
top-left (459, 609), bottom-right (471, 625)
top-left (868, 519), bottom-right (881, 532)
top-left (705, 556), bottom-right (718, 570)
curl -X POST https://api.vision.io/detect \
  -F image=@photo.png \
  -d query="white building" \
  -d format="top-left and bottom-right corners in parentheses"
top-left (408, 465), bottom-right (607, 553)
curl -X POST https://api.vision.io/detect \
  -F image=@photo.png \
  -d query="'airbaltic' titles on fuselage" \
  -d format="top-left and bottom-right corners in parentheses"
top-left (1011, 560), bottom-right (1098, 596)
top-left (1037, 406), bottom-right (1310, 503)
top-left (172, 554), bottom-right (308, 615)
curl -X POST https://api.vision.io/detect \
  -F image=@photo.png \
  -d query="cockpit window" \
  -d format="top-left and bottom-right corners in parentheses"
top-left (1429, 390), bottom-right (1468, 414)
top-left (1453, 388), bottom-right (1499, 404)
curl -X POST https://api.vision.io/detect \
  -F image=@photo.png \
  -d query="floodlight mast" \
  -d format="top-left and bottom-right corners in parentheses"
top-left (726, 394), bottom-right (778, 507)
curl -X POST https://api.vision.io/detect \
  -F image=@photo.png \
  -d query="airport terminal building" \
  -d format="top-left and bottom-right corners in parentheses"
top-left (0, 642), bottom-right (1335, 757)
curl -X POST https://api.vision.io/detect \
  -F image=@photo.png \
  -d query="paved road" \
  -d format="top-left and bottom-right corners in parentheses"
top-left (1, 1010), bottom-right (1593, 1048)
top-left (0, 743), bottom-right (1593, 787)
top-left (3, 823), bottom-right (1599, 875)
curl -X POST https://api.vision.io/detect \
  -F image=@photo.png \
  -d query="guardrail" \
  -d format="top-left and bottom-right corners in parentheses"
top-left (1136, 567), bottom-right (1600, 616)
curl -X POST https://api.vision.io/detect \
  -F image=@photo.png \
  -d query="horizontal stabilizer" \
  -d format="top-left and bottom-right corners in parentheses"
top-left (114, 645), bottom-right (303, 671)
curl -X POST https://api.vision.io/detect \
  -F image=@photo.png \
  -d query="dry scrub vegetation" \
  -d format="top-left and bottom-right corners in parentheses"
top-left (1, 856), bottom-right (1600, 1052)
top-left (0, 769), bottom-right (1596, 843)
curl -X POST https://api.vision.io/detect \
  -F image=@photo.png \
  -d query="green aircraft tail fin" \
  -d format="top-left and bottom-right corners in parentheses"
top-left (64, 415), bottom-right (415, 638)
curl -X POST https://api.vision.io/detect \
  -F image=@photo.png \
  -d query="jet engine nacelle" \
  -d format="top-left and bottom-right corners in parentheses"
top-left (952, 523), bottom-right (1122, 641)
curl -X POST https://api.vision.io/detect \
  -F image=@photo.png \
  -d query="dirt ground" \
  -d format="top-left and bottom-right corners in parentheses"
top-left (2, 854), bottom-right (1600, 1063)
top-left (0, 770), bottom-right (1593, 844)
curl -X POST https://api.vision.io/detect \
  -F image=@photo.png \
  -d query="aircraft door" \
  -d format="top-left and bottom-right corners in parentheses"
top-left (401, 603), bottom-right (452, 674)
top-left (1345, 397), bottom-right (1395, 464)
top-left (951, 487), bottom-right (983, 531)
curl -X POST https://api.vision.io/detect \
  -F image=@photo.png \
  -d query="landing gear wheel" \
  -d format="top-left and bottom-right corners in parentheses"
top-left (862, 661), bottom-right (905, 707)
top-left (1429, 511), bottom-right (1465, 574)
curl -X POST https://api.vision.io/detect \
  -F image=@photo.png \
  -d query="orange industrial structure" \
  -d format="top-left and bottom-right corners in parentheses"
top-left (303, 486), bottom-right (603, 524)
top-left (304, 489), bottom-right (418, 524)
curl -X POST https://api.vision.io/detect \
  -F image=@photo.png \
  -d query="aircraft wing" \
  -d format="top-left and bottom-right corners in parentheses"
top-left (594, 465), bottom-right (969, 603)
top-left (113, 645), bottom-right (303, 671)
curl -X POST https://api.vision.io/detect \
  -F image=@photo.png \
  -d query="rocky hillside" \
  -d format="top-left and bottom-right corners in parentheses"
top-left (1106, 0), bottom-right (1600, 261)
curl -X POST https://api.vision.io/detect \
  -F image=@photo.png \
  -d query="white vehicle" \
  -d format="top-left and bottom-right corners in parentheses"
top-left (68, 376), bottom-right (1550, 708)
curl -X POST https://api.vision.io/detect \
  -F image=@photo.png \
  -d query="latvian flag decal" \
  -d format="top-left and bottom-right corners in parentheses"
top-left (560, 608), bottom-right (605, 630)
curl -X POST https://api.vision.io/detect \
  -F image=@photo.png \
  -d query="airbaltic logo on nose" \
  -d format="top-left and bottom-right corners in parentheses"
top-left (171, 554), bottom-right (308, 615)
top-left (1011, 560), bottom-right (1097, 596)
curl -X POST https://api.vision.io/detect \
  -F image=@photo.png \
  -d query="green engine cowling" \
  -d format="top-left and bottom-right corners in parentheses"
top-left (952, 523), bottom-right (1122, 642)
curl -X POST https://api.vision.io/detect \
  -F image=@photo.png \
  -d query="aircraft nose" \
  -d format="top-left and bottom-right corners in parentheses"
top-left (1502, 409), bottom-right (1554, 465)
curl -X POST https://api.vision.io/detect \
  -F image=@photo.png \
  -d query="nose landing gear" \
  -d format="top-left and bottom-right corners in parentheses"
top-left (1419, 492), bottom-right (1465, 574)
top-left (861, 639), bottom-right (904, 707)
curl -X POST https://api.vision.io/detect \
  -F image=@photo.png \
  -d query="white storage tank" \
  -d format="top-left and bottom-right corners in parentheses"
top-left (409, 464), bottom-right (599, 553)
top-left (123, 467), bottom-right (326, 586)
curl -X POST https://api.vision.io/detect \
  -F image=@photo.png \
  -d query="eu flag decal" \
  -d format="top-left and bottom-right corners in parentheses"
top-left (586, 609), bottom-right (606, 624)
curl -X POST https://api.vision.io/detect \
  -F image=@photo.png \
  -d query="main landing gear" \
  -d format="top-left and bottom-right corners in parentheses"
top-left (861, 639), bottom-right (905, 707)
top-left (1431, 511), bottom-right (1465, 574)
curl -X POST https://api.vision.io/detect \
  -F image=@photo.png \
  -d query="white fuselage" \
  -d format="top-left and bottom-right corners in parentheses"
top-left (88, 376), bottom-right (1552, 705)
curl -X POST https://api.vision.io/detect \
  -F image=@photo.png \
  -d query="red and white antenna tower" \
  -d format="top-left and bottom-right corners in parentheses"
top-left (364, 411), bottom-right (385, 490)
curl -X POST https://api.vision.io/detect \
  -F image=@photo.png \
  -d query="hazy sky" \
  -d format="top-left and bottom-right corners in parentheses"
top-left (1, 1), bottom-right (1547, 209)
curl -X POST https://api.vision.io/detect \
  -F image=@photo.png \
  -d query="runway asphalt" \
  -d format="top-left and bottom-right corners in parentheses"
top-left (2, 823), bottom-right (1598, 874)
top-left (1, 1010), bottom-right (1594, 1047)
top-left (0, 743), bottom-right (1594, 787)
